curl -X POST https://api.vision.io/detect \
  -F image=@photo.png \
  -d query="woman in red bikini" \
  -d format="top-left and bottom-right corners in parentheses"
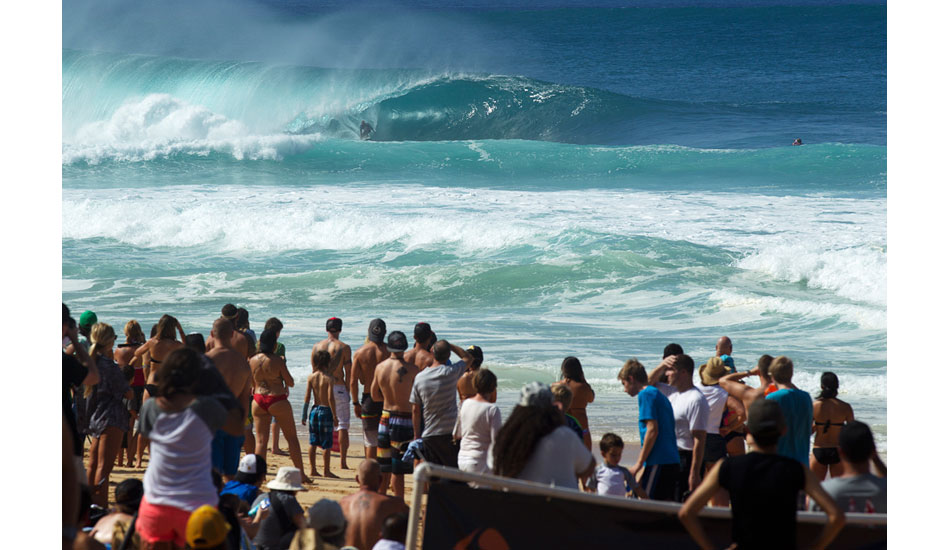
top-left (251, 329), bottom-right (311, 483)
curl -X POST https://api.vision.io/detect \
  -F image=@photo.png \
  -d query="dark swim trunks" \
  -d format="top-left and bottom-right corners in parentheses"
top-left (812, 447), bottom-right (841, 466)
top-left (377, 410), bottom-right (414, 475)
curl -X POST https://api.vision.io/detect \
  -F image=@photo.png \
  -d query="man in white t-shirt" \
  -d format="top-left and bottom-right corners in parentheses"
top-left (648, 354), bottom-right (709, 502)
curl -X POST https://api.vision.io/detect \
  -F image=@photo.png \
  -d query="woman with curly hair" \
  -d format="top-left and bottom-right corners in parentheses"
top-left (493, 382), bottom-right (594, 489)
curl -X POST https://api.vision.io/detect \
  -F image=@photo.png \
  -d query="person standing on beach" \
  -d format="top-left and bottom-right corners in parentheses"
top-left (82, 322), bottom-right (132, 507)
top-left (64, 309), bottom-right (98, 355)
top-left (313, 317), bottom-right (353, 470)
top-left (411, 339), bottom-right (472, 468)
top-left (371, 331), bottom-right (419, 498)
top-left (206, 317), bottom-right (252, 481)
top-left (266, 317), bottom-right (288, 456)
top-left (302, 350), bottom-right (338, 478)
top-left (351, 319), bottom-right (389, 461)
top-left (135, 348), bottom-right (245, 548)
top-left (617, 358), bottom-right (679, 501)
top-left (340, 460), bottom-right (409, 550)
top-left (764, 356), bottom-right (813, 466)
top-left (114, 320), bottom-right (146, 467)
top-left (678, 399), bottom-right (844, 550)
top-left (715, 336), bottom-right (737, 374)
top-left (405, 322), bottom-right (437, 370)
top-left (698, 357), bottom-right (731, 506)
top-left (810, 372), bottom-right (855, 480)
top-left (456, 345), bottom-right (484, 402)
top-left (207, 304), bottom-right (250, 357)
top-left (454, 369), bottom-right (502, 474)
top-left (558, 356), bottom-right (595, 451)
top-left (250, 329), bottom-right (311, 483)
top-left (648, 354), bottom-right (709, 501)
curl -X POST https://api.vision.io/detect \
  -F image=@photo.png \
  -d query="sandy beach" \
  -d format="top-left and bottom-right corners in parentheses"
top-left (87, 430), bottom-right (415, 511)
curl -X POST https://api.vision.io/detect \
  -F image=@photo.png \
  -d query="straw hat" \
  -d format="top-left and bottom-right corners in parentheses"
top-left (700, 356), bottom-right (727, 386)
top-left (267, 467), bottom-right (308, 492)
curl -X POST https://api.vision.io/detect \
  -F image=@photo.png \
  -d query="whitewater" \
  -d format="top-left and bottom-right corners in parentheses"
top-left (62, 1), bottom-right (887, 453)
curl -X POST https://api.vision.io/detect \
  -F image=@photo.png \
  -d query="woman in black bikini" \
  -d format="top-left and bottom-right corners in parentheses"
top-left (132, 315), bottom-right (186, 468)
top-left (811, 372), bottom-right (855, 480)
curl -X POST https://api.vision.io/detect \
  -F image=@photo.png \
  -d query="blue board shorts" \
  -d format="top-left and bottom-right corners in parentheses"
top-left (309, 405), bottom-right (334, 450)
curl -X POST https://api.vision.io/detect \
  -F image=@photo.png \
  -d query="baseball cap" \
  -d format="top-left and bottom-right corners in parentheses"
top-left (326, 317), bottom-right (343, 332)
top-left (186, 505), bottom-right (230, 549)
top-left (238, 453), bottom-right (264, 475)
top-left (386, 331), bottom-right (408, 353)
top-left (368, 318), bottom-right (387, 343)
top-left (413, 322), bottom-right (433, 342)
top-left (79, 310), bottom-right (98, 328)
top-left (307, 499), bottom-right (346, 538)
top-left (746, 399), bottom-right (786, 440)
top-left (519, 381), bottom-right (553, 408)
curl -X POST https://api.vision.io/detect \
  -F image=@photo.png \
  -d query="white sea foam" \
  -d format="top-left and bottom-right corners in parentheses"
top-left (63, 94), bottom-right (325, 164)
top-left (63, 185), bottom-right (886, 312)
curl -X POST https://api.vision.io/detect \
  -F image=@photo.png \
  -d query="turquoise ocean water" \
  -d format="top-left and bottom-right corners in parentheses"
top-left (62, 1), bottom-right (886, 453)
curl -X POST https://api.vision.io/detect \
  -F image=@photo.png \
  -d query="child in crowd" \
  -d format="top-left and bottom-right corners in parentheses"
top-left (220, 453), bottom-right (267, 506)
top-left (585, 433), bottom-right (646, 498)
top-left (551, 383), bottom-right (585, 442)
top-left (136, 348), bottom-right (245, 548)
top-left (302, 350), bottom-right (338, 478)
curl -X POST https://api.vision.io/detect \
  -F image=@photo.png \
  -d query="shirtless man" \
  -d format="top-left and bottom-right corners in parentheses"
top-left (206, 318), bottom-right (252, 480)
top-left (313, 317), bottom-right (353, 470)
top-left (350, 319), bottom-right (389, 461)
top-left (404, 322), bottom-right (436, 370)
top-left (302, 350), bottom-right (338, 478)
top-left (206, 304), bottom-right (250, 357)
top-left (370, 331), bottom-right (417, 499)
top-left (716, 336), bottom-right (736, 374)
top-left (340, 461), bottom-right (409, 550)
top-left (456, 345), bottom-right (485, 402)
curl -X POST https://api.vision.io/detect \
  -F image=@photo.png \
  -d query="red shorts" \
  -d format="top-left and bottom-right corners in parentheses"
top-left (136, 496), bottom-right (193, 547)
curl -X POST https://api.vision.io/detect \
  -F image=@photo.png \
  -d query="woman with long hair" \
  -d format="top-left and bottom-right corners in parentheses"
top-left (83, 323), bottom-right (132, 507)
top-left (133, 315), bottom-right (185, 468)
top-left (558, 356), bottom-right (596, 450)
top-left (811, 372), bottom-right (855, 480)
top-left (250, 329), bottom-right (310, 482)
top-left (493, 382), bottom-right (594, 489)
top-left (114, 320), bottom-right (146, 467)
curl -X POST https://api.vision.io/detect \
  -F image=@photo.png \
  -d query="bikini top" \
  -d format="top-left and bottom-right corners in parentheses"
top-left (815, 419), bottom-right (847, 434)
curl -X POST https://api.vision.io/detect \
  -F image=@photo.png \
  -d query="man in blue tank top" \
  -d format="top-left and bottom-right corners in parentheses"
top-left (618, 358), bottom-right (679, 501)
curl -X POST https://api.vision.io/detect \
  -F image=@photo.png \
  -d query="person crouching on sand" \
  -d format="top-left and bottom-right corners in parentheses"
top-left (135, 348), bottom-right (245, 548)
top-left (678, 399), bottom-right (844, 550)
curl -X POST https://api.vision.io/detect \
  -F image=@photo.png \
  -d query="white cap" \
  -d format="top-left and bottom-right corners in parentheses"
top-left (238, 454), bottom-right (259, 474)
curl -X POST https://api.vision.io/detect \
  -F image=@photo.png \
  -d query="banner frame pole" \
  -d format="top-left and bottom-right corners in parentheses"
top-left (404, 462), bottom-right (885, 549)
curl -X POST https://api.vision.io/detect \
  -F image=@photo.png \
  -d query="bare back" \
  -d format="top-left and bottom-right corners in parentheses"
top-left (352, 343), bottom-right (388, 392)
top-left (372, 356), bottom-right (419, 413)
top-left (457, 370), bottom-right (477, 401)
top-left (341, 490), bottom-right (408, 550)
top-left (562, 379), bottom-right (595, 425)
top-left (207, 345), bottom-right (252, 399)
top-left (251, 352), bottom-right (292, 396)
top-left (813, 397), bottom-right (855, 448)
top-left (404, 346), bottom-right (435, 370)
top-left (315, 337), bottom-right (352, 386)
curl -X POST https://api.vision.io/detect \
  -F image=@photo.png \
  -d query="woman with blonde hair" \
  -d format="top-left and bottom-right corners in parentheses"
top-left (83, 322), bottom-right (132, 507)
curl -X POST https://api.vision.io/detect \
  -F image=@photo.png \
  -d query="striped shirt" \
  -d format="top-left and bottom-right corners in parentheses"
top-left (410, 360), bottom-right (467, 438)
